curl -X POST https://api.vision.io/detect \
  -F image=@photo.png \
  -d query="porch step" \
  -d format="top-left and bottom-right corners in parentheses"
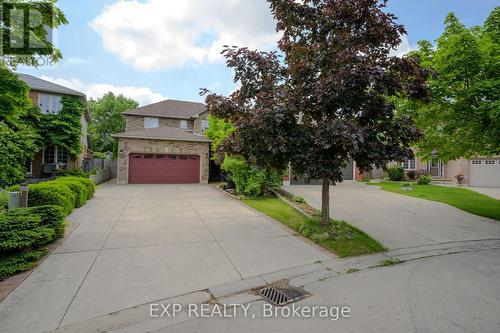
top-left (431, 178), bottom-right (454, 184)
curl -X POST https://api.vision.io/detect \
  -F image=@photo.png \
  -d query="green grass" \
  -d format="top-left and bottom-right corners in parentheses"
top-left (371, 181), bottom-right (500, 221)
top-left (243, 197), bottom-right (385, 257)
top-left (379, 258), bottom-right (401, 266)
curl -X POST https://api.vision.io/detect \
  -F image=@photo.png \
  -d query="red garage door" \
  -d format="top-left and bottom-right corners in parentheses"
top-left (129, 154), bottom-right (200, 184)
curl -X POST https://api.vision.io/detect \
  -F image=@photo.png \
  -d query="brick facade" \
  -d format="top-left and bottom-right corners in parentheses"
top-left (117, 138), bottom-right (210, 184)
top-left (126, 115), bottom-right (194, 132)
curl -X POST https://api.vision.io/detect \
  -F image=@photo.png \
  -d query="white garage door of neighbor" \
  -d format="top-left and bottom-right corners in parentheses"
top-left (469, 159), bottom-right (500, 187)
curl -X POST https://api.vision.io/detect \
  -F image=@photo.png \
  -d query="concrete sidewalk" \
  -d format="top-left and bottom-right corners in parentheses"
top-left (286, 182), bottom-right (500, 249)
top-left (0, 183), bottom-right (331, 333)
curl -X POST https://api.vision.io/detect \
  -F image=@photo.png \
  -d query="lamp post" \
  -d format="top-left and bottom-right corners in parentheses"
top-left (20, 182), bottom-right (29, 208)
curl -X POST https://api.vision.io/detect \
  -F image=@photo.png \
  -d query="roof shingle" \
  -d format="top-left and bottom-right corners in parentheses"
top-left (123, 99), bottom-right (206, 119)
top-left (16, 73), bottom-right (85, 96)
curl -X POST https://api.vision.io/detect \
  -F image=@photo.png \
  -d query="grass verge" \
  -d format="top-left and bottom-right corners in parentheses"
top-left (371, 181), bottom-right (500, 221)
top-left (243, 196), bottom-right (384, 257)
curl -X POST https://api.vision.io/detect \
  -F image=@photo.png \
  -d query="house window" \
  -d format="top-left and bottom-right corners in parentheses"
top-left (38, 94), bottom-right (62, 114)
top-left (180, 120), bottom-right (188, 129)
top-left (402, 158), bottom-right (416, 170)
top-left (43, 145), bottom-right (67, 164)
top-left (25, 161), bottom-right (33, 176)
top-left (144, 117), bottom-right (159, 129)
top-left (201, 120), bottom-right (209, 132)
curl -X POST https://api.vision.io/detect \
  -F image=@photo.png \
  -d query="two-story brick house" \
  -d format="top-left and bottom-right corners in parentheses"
top-left (17, 74), bottom-right (92, 179)
top-left (112, 99), bottom-right (212, 184)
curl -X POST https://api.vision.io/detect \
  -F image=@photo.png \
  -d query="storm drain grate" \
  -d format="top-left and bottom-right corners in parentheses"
top-left (259, 286), bottom-right (306, 306)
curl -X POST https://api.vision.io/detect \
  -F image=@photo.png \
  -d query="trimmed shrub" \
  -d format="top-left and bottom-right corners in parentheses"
top-left (28, 182), bottom-right (75, 215)
top-left (21, 206), bottom-right (65, 238)
top-left (0, 205), bottom-right (66, 280)
top-left (0, 212), bottom-right (54, 252)
top-left (387, 165), bottom-right (405, 181)
top-left (0, 191), bottom-right (7, 213)
top-left (53, 177), bottom-right (88, 207)
top-left (417, 175), bottom-right (432, 185)
top-left (77, 177), bottom-right (95, 199)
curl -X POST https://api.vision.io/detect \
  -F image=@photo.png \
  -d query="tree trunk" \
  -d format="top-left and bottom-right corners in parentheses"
top-left (321, 178), bottom-right (330, 226)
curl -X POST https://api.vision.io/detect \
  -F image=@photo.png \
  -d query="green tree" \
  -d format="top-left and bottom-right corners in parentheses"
top-left (205, 0), bottom-right (428, 225)
top-left (88, 93), bottom-right (139, 154)
top-left (407, 8), bottom-right (500, 161)
top-left (1, 0), bottom-right (68, 68)
top-left (0, 66), bottom-right (40, 187)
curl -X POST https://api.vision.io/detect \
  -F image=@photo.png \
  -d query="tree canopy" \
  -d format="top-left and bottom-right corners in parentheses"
top-left (404, 7), bottom-right (500, 161)
top-left (204, 0), bottom-right (429, 225)
top-left (88, 92), bottom-right (139, 154)
top-left (0, 65), bottom-right (40, 187)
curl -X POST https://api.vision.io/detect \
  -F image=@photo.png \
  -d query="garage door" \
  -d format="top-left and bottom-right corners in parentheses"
top-left (469, 159), bottom-right (500, 187)
top-left (129, 154), bottom-right (200, 184)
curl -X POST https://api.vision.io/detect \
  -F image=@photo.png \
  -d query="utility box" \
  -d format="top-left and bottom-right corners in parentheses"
top-left (8, 192), bottom-right (20, 210)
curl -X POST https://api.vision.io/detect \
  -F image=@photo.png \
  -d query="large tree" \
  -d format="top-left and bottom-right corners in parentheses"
top-left (89, 92), bottom-right (139, 154)
top-left (0, 66), bottom-right (40, 187)
top-left (405, 8), bottom-right (500, 161)
top-left (204, 0), bottom-right (428, 226)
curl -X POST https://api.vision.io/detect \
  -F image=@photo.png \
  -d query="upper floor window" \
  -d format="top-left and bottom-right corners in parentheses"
top-left (201, 120), bottom-right (209, 132)
top-left (402, 158), bottom-right (416, 170)
top-left (144, 117), bottom-right (159, 129)
top-left (180, 120), bottom-right (188, 130)
top-left (38, 94), bottom-right (62, 114)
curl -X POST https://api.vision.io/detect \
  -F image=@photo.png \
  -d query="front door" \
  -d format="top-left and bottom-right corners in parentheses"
top-left (428, 159), bottom-right (443, 178)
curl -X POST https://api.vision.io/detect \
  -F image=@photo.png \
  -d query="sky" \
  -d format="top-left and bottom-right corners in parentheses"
top-left (17, 0), bottom-right (499, 106)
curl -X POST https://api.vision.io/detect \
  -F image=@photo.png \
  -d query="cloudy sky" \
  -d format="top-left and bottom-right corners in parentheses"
top-left (17, 0), bottom-right (498, 106)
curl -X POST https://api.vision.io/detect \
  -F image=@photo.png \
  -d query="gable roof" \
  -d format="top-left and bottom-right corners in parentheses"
top-left (122, 99), bottom-right (206, 119)
top-left (16, 73), bottom-right (85, 97)
top-left (112, 127), bottom-right (211, 143)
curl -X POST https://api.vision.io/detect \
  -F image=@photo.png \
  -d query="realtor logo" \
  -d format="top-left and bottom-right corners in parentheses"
top-left (1, 1), bottom-right (54, 56)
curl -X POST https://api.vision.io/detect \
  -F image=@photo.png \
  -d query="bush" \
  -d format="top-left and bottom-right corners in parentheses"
top-left (28, 182), bottom-right (75, 215)
top-left (406, 170), bottom-right (416, 180)
top-left (293, 195), bottom-right (306, 204)
top-left (77, 177), bottom-right (95, 199)
top-left (0, 211), bottom-right (55, 252)
top-left (416, 169), bottom-right (430, 178)
top-left (0, 191), bottom-right (7, 213)
top-left (53, 177), bottom-right (88, 207)
top-left (387, 165), bottom-right (405, 181)
top-left (0, 205), bottom-right (66, 280)
top-left (221, 156), bottom-right (282, 197)
top-left (54, 168), bottom-right (91, 178)
top-left (417, 175), bottom-right (432, 185)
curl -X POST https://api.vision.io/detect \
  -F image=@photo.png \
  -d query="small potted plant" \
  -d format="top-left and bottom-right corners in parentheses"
top-left (401, 181), bottom-right (413, 191)
top-left (455, 173), bottom-right (466, 187)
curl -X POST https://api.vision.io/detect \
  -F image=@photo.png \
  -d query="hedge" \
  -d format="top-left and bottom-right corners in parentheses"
top-left (28, 182), bottom-right (75, 215)
top-left (0, 205), bottom-right (65, 280)
top-left (0, 192), bottom-right (7, 213)
top-left (53, 177), bottom-right (88, 208)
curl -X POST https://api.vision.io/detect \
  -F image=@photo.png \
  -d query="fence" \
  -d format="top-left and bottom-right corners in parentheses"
top-left (83, 157), bottom-right (117, 185)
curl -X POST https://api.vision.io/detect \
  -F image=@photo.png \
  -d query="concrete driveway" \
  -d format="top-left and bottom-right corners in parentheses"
top-left (0, 183), bottom-right (331, 333)
top-left (286, 182), bottom-right (500, 249)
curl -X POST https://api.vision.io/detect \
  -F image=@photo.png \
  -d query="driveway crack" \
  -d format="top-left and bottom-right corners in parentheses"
top-left (180, 188), bottom-right (244, 280)
top-left (56, 186), bottom-right (138, 328)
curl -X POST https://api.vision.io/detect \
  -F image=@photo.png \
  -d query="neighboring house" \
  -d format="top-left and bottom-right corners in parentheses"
top-left (112, 99), bottom-right (212, 184)
top-left (397, 155), bottom-right (500, 187)
top-left (17, 74), bottom-right (92, 179)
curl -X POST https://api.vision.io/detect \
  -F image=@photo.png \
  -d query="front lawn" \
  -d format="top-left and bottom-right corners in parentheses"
top-left (372, 181), bottom-right (500, 221)
top-left (243, 197), bottom-right (384, 257)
